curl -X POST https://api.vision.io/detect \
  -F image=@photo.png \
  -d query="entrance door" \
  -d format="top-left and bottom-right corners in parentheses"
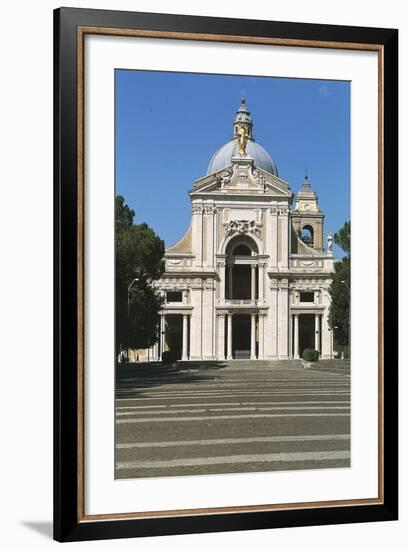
top-left (232, 314), bottom-right (251, 358)
top-left (299, 314), bottom-right (314, 357)
top-left (164, 314), bottom-right (183, 360)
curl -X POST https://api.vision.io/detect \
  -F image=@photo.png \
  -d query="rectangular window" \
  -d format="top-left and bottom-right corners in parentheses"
top-left (166, 291), bottom-right (183, 303)
top-left (300, 291), bottom-right (315, 303)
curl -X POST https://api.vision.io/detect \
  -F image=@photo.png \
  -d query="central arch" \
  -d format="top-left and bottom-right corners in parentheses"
top-left (225, 235), bottom-right (259, 301)
top-left (221, 231), bottom-right (263, 256)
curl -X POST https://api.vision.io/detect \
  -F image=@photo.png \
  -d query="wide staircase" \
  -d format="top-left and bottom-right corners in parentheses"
top-left (307, 359), bottom-right (350, 375)
top-left (172, 359), bottom-right (303, 370)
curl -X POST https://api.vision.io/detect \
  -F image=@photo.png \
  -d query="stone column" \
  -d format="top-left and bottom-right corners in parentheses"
top-left (159, 314), bottom-right (165, 360)
top-left (258, 315), bottom-right (264, 359)
top-left (258, 263), bottom-right (264, 303)
top-left (251, 264), bottom-right (256, 302)
top-left (294, 314), bottom-right (299, 359)
top-left (265, 281), bottom-right (278, 359)
top-left (250, 314), bottom-right (257, 359)
top-left (314, 314), bottom-right (320, 353)
top-left (191, 204), bottom-right (203, 268)
top-left (288, 311), bottom-right (292, 358)
top-left (218, 263), bottom-right (225, 302)
top-left (270, 207), bottom-right (278, 268)
top-left (278, 209), bottom-right (289, 269)
top-left (227, 314), bottom-right (233, 359)
top-left (217, 314), bottom-right (226, 360)
top-left (321, 310), bottom-right (332, 359)
top-left (228, 264), bottom-right (233, 299)
top-left (277, 281), bottom-right (289, 358)
top-left (182, 314), bottom-right (188, 361)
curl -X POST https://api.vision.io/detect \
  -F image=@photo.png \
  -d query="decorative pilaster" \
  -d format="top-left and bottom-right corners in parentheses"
top-left (270, 207), bottom-right (278, 268)
top-left (217, 261), bottom-right (225, 301)
top-left (250, 314), bottom-right (256, 359)
top-left (321, 310), bottom-right (332, 359)
top-left (228, 264), bottom-right (233, 299)
top-left (314, 314), bottom-right (320, 353)
top-left (159, 314), bottom-right (166, 360)
top-left (258, 315), bottom-right (265, 359)
top-left (182, 314), bottom-right (189, 361)
top-left (294, 314), bottom-right (299, 359)
top-left (217, 314), bottom-right (226, 360)
top-left (258, 263), bottom-right (265, 302)
top-left (251, 264), bottom-right (256, 301)
top-left (227, 314), bottom-right (233, 360)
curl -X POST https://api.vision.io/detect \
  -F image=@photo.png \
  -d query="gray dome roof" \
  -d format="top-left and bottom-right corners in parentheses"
top-left (207, 138), bottom-right (278, 176)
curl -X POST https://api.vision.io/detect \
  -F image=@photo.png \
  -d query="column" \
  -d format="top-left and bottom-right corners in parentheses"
top-left (218, 263), bottom-right (225, 301)
top-left (251, 264), bottom-right (256, 302)
top-left (217, 314), bottom-right (226, 360)
top-left (270, 208), bottom-right (278, 268)
top-left (321, 310), bottom-right (332, 359)
top-left (258, 263), bottom-right (264, 303)
top-left (294, 314), bottom-right (299, 359)
top-left (159, 314), bottom-right (165, 360)
top-left (314, 314), bottom-right (320, 353)
top-left (227, 314), bottom-right (233, 359)
top-left (277, 281), bottom-right (289, 358)
top-left (250, 314), bottom-right (256, 359)
top-left (265, 282), bottom-right (278, 359)
top-left (182, 314), bottom-right (188, 361)
top-left (258, 315), bottom-right (264, 359)
top-left (192, 204), bottom-right (203, 267)
top-left (228, 265), bottom-right (233, 299)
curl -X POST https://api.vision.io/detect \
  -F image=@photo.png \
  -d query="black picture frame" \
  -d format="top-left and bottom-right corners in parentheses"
top-left (54, 7), bottom-right (398, 542)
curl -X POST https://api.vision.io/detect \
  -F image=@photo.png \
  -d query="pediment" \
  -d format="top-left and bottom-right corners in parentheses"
top-left (190, 163), bottom-right (292, 198)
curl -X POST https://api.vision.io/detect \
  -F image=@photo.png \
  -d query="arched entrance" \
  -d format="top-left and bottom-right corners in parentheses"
top-left (225, 235), bottom-right (259, 301)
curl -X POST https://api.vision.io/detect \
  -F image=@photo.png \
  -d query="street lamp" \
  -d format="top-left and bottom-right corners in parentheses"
top-left (127, 277), bottom-right (139, 362)
top-left (340, 280), bottom-right (350, 359)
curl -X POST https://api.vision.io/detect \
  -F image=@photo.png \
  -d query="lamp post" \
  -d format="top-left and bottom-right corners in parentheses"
top-left (341, 279), bottom-right (350, 359)
top-left (127, 277), bottom-right (139, 362)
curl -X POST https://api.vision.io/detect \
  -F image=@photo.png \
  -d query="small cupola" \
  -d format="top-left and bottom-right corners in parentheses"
top-left (233, 97), bottom-right (253, 140)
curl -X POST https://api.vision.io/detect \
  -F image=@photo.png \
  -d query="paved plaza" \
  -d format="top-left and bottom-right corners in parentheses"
top-left (115, 361), bottom-right (350, 479)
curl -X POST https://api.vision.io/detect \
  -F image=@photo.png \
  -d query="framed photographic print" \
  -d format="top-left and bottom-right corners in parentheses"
top-left (54, 7), bottom-right (398, 542)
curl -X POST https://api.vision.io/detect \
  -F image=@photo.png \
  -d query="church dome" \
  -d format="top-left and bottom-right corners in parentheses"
top-left (207, 139), bottom-right (278, 176)
top-left (206, 98), bottom-right (279, 177)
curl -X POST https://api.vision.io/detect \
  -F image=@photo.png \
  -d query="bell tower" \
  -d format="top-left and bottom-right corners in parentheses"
top-left (291, 175), bottom-right (324, 252)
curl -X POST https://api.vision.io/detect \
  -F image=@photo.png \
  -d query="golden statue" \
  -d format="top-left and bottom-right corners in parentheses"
top-left (237, 125), bottom-right (250, 155)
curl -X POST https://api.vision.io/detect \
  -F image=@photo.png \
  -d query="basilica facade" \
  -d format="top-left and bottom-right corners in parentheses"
top-left (150, 99), bottom-right (334, 362)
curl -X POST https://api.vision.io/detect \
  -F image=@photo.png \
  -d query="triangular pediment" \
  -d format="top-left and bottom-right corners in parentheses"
top-left (190, 163), bottom-right (292, 198)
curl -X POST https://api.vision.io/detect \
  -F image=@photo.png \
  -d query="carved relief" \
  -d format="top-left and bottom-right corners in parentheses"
top-left (167, 259), bottom-right (184, 266)
top-left (224, 219), bottom-right (261, 239)
top-left (192, 205), bottom-right (203, 215)
top-left (203, 205), bottom-right (216, 214)
top-left (216, 168), bottom-right (233, 189)
top-left (253, 169), bottom-right (267, 191)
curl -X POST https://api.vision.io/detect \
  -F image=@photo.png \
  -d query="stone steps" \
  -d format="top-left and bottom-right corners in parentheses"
top-left (176, 359), bottom-right (304, 369)
top-left (307, 359), bottom-right (350, 375)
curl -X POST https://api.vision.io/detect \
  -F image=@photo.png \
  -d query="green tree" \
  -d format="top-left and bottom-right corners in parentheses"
top-left (329, 221), bottom-right (350, 347)
top-left (115, 196), bottom-right (165, 357)
top-left (334, 220), bottom-right (350, 255)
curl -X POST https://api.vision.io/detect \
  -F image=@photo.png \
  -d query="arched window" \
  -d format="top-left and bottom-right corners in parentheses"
top-left (233, 244), bottom-right (251, 256)
top-left (300, 225), bottom-right (314, 247)
top-left (226, 235), bottom-right (258, 256)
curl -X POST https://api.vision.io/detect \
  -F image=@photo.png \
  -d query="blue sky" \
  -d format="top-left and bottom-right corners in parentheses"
top-left (115, 70), bottom-right (350, 258)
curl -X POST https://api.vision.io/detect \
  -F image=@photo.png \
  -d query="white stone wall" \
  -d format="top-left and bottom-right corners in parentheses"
top-left (157, 162), bottom-right (334, 362)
